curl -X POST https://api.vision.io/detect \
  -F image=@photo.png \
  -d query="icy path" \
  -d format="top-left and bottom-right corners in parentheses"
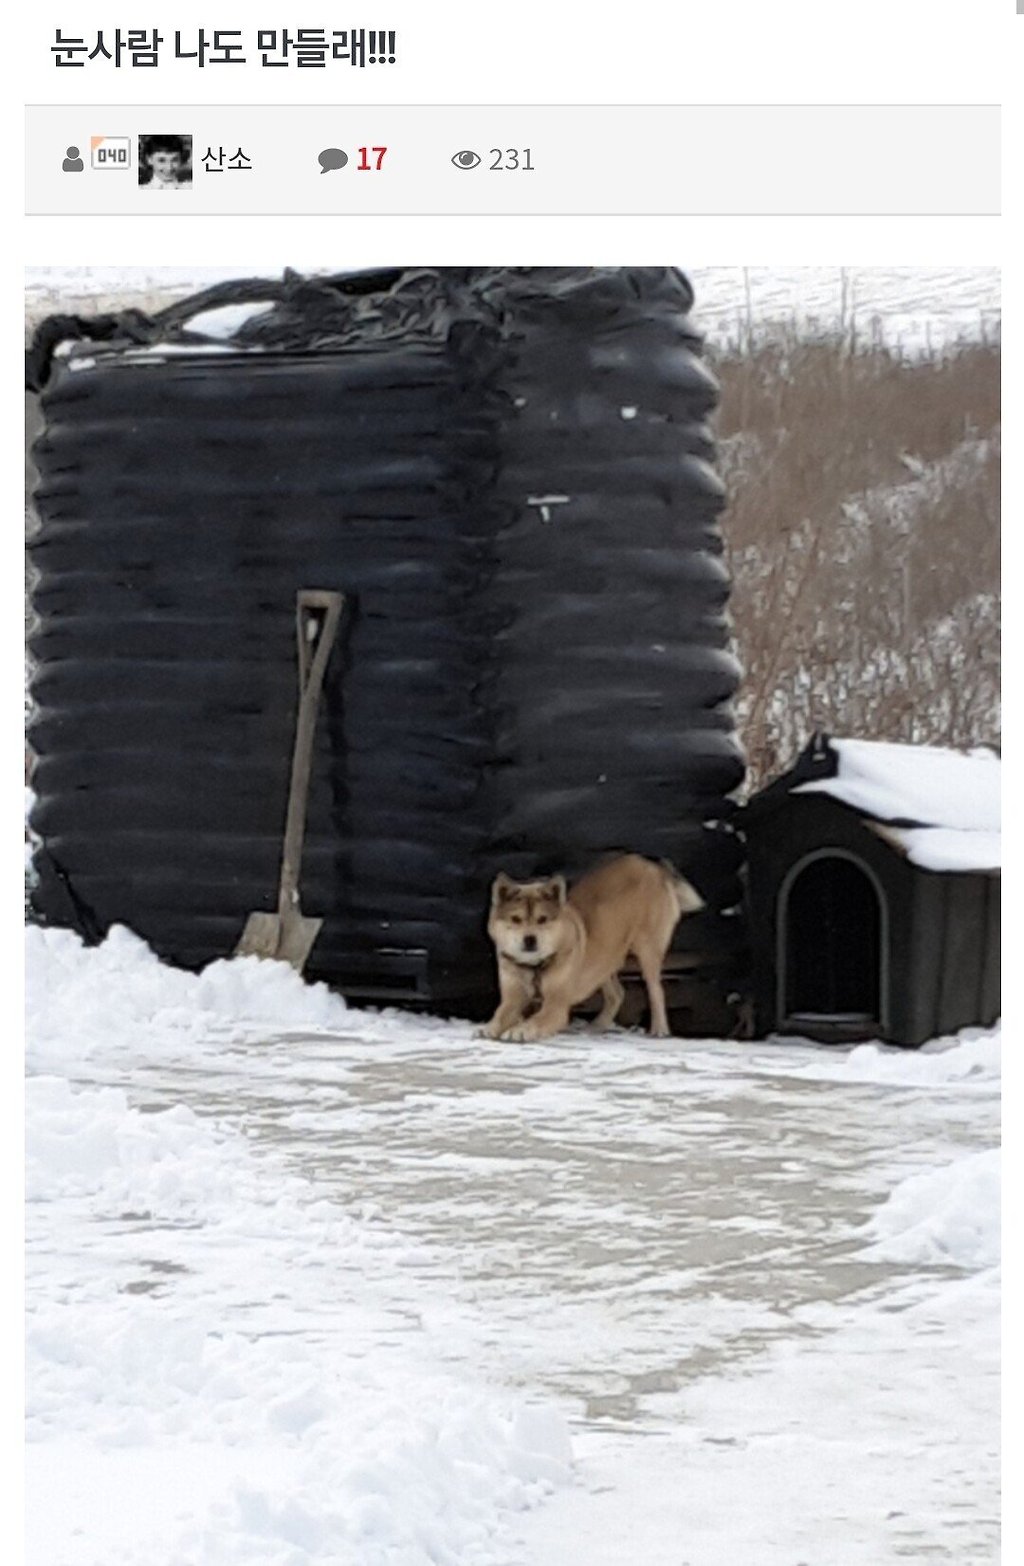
top-left (26, 927), bottom-right (1000, 1564)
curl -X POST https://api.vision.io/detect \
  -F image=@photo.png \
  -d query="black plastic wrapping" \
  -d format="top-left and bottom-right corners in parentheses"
top-left (28, 266), bottom-right (745, 1009)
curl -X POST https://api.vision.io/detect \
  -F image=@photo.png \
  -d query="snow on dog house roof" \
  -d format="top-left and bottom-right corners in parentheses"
top-left (789, 734), bottom-right (1000, 874)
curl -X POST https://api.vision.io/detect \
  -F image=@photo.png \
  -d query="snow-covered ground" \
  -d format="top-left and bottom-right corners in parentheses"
top-left (25, 924), bottom-right (1000, 1565)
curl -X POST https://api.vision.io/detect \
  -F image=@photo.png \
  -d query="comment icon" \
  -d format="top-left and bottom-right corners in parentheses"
top-left (318, 147), bottom-right (349, 174)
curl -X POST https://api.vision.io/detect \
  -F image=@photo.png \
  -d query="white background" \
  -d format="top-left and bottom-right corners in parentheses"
top-left (10, 4), bottom-right (1017, 1560)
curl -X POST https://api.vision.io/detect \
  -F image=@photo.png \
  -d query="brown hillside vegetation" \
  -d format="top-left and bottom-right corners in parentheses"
top-left (710, 328), bottom-right (1000, 792)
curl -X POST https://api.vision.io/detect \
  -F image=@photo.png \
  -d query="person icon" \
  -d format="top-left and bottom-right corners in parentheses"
top-left (62, 145), bottom-right (84, 173)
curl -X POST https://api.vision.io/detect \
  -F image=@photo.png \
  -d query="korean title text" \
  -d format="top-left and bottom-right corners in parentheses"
top-left (52, 29), bottom-right (398, 68)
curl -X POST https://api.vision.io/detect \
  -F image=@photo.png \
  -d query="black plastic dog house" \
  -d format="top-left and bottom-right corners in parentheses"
top-left (27, 267), bottom-right (745, 1017)
top-left (743, 734), bottom-right (1000, 1046)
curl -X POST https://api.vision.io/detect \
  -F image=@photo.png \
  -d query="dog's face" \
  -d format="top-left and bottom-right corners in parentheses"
top-left (488, 873), bottom-right (568, 966)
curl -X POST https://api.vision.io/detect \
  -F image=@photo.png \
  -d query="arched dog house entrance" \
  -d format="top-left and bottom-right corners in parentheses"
top-left (777, 850), bottom-right (888, 1033)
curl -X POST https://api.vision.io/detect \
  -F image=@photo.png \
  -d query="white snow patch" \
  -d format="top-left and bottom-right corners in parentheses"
top-left (26, 1075), bottom-right (236, 1208)
top-left (185, 301), bottom-right (277, 339)
top-left (24, 923), bottom-right (998, 1565)
top-left (795, 736), bottom-right (1000, 833)
top-left (783, 1023), bottom-right (1001, 1087)
top-left (522, 1263), bottom-right (999, 1566)
top-left (859, 1148), bottom-right (1000, 1269)
top-left (881, 824), bottom-right (1001, 873)
top-left (25, 1058), bottom-right (572, 1564)
top-left (25, 923), bottom-right (349, 1070)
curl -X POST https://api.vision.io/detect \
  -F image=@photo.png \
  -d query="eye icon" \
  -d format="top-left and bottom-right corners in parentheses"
top-left (451, 149), bottom-right (481, 170)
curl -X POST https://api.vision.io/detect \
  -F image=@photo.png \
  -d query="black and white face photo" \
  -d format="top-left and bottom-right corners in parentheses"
top-left (138, 135), bottom-right (193, 189)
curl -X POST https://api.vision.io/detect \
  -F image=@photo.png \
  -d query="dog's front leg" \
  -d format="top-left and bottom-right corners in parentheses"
top-left (502, 1001), bottom-right (572, 1043)
top-left (480, 963), bottom-right (532, 1039)
top-left (481, 995), bottom-right (527, 1040)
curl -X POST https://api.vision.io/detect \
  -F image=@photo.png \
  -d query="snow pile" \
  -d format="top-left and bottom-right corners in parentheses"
top-left (25, 1075), bottom-right (241, 1208)
top-left (193, 1400), bottom-right (572, 1566)
top-left (783, 1022), bottom-right (1001, 1087)
top-left (26, 923), bottom-right (349, 1068)
top-left (796, 737), bottom-right (1000, 872)
top-left (26, 1068), bottom-right (572, 1563)
top-left (838, 1025), bottom-right (1001, 1086)
top-left (859, 1148), bottom-right (1000, 1269)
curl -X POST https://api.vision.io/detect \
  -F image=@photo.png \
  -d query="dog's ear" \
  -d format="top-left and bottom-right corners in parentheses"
top-left (491, 872), bottom-right (516, 907)
top-left (546, 875), bottom-right (568, 906)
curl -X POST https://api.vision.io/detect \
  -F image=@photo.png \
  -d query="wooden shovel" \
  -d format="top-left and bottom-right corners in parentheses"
top-left (235, 589), bottom-right (345, 970)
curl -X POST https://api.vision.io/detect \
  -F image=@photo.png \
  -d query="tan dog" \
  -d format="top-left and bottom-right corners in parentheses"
top-left (483, 854), bottom-right (704, 1042)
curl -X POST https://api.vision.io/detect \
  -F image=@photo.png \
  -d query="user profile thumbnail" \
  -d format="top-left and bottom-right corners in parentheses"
top-left (138, 134), bottom-right (193, 189)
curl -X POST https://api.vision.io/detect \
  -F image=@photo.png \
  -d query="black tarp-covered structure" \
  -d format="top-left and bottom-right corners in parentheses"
top-left (27, 266), bottom-right (745, 1012)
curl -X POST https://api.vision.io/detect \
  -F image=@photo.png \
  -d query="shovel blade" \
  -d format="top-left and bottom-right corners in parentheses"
top-left (234, 910), bottom-right (324, 972)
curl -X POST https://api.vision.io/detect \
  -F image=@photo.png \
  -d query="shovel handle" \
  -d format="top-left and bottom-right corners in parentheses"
top-left (277, 589), bottom-right (345, 915)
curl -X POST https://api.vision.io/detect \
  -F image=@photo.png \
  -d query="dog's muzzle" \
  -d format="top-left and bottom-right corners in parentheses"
top-left (502, 944), bottom-right (547, 968)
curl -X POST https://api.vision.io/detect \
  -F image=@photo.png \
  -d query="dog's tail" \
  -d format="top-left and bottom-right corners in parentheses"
top-left (659, 859), bottom-right (705, 918)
